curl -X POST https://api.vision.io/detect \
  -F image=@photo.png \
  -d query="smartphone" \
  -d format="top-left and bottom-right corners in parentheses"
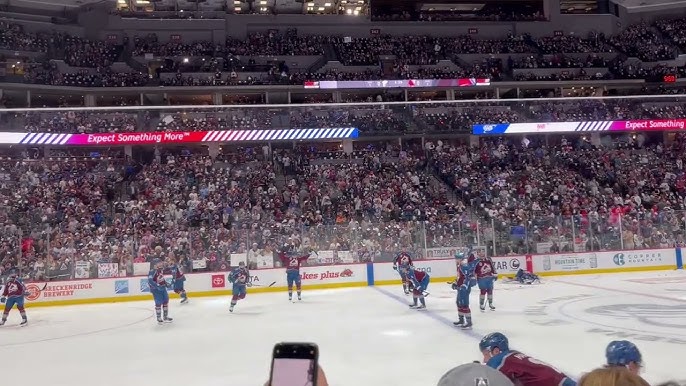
top-left (269, 342), bottom-right (319, 386)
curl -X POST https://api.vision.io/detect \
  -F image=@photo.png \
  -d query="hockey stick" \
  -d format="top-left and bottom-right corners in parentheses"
top-left (250, 281), bottom-right (277, 287)
top-left (18, 282), bottom-right (48, 298)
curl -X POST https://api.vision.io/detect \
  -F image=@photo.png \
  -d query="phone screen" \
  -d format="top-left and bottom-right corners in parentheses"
top-left (271, 358), bottom-right (316, 386)
top-left (270, 343), bottom-right (318, 386)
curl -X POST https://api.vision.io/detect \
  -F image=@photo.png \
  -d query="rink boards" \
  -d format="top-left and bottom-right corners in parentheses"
top-left (23, 247), bottom-right (684, 307)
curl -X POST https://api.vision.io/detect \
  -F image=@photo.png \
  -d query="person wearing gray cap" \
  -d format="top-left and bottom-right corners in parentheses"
top-left (437, 363), bottom-right (514, 386)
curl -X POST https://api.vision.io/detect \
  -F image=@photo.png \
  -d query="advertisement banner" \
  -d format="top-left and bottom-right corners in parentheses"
top-left (473, 119), bottom-right (686, 135)
top-left (211, 274), bottom-right (226, 288)
top-left (535, 253), bottom-right (595, 272)
top-left (491, 255), bottom-right (527, 275)
top-left (298, 265), bottom-right (365, 284)
top-left (424, 247), bottom-right (460, 260)
top-left (25, 282), bottom-right (94, 301)
top-left (98, 263), bottom-right (119, 278)
top-left (423, 246), bottom-right (487, 260)
top-left (308, 78), bottom-right (490, 89)
top-left (5, 128), bottom-right (359, 146)
top-left (596, 249), bottom-right (674, 270)
top-left (114, 280), bottom-right (129, 294)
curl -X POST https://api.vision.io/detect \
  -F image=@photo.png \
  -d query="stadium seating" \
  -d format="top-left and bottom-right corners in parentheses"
top-left (1, 19), bottom-right (686, 89)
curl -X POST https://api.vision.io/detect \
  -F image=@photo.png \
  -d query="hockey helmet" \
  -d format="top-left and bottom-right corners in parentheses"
top-left (606, 340), bottom-right (642, 366)
top-left (479, 332), bottom-right (510, 353)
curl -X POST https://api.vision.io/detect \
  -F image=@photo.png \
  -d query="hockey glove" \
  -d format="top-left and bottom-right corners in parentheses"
top-left (451, 282), bottom-right (458, 291)
top-left (0, 297), bottom-right (5, 304)
top-left (392, 264), bottom-right (398, 271)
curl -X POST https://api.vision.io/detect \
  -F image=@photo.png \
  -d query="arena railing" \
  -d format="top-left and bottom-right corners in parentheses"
top-left (1, 213), bottom-right (683, 283)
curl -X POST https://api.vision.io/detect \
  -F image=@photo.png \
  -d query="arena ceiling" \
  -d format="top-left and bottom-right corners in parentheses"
top-left (4, 0), bottom-right (367, 16)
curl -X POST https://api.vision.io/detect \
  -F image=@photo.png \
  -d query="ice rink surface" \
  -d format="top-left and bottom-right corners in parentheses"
top-left (2, 270), bottom-right (686, 386)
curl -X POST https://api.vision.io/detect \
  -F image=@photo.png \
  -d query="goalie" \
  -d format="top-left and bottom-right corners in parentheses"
top-left (515, 269), bottom-right (540, 284)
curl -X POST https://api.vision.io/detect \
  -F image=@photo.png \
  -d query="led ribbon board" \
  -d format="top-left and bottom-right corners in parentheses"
top-left (0, 127), bottom-right (359, 146)
top-left (473, 119), bottom-right (686, 135)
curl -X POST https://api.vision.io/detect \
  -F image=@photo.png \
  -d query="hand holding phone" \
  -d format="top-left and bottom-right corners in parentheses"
top-left (269, 342), bottom-right (320, 386)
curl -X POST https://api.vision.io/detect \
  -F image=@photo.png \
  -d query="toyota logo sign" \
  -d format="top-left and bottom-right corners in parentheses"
top-left (211, 274), bottom-right (225, 288)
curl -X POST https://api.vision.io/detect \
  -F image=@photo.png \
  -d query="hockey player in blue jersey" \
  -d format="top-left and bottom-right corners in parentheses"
top-left (392, 249), bottom-right (413, 295)
top-left (148, 259), bottom-right (172, 324)
top-left (0, 273), bottom-right (28, 326)
top-left (402, 265), bottom-right (430, 310)
top-left (452, 254), bottom-right (476, 329)
top-left (475, 256), bottom-right (497, 311)
top-left (605, 340), bottom-right (643, 376)
top-left (168, 259), bottom-right (188, 304)
top-left (228, 261), bottom-right (250, 312)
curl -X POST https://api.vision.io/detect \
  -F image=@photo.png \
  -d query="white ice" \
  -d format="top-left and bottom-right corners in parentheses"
top-left (2, 270), bottom-right (686, 386)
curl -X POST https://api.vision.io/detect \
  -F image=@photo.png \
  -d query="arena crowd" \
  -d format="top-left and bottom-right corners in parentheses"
top-left (1, 131), bottom-right (685, 282)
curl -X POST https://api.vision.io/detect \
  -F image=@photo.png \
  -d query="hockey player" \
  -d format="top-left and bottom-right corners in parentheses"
top-left (0, 273), bottom-right (28, 326)
top-left (480, 332), bottom-right (577, 386)
top-left (452, 255), bottom-right (475, 329)
top-left (228, 261), bottom-right (250, 312)
top-left (475, 255), bottom-right (497, 311)
top-left (148, 259), bottom-right (172, 324)
top-left (403, 266), bottom-right (430, 310)
top-left (168, 259), bottom-right (188, 304)
top-left (278, 246), bottom-right (311, 301)
top-left (605, 340), bottom-right (643, 376)
top-left (515, 269), bottom-right (540, 284)
top-left (392, 249), bottom-right (413, 295)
